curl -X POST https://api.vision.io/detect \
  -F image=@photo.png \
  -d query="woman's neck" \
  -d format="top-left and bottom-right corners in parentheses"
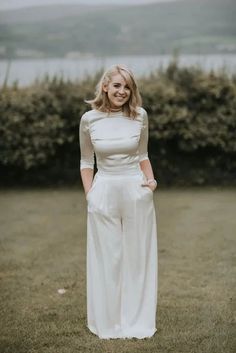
top-left (109, 107), bottom-right (123, 112)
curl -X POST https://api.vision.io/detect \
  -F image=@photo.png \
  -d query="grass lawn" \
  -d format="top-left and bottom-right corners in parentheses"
top-left (0, 187), bottom-right (235, 353)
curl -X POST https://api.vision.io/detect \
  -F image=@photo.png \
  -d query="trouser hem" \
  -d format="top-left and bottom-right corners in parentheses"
top-left (87, 324), bottom-right (157, 340)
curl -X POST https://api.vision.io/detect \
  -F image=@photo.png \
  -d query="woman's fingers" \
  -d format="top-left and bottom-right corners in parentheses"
top-left (141, 183), bottom-right (157, 191)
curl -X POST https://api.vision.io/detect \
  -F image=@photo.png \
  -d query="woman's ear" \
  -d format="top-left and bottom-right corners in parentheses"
top-left (102, 84), bottom-right (108, 93)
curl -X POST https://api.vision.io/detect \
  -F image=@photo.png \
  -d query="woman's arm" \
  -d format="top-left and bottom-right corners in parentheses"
top-left (139, 108), bottom-right (157, 191)
top-left (80, 168), bottom-right (94, 196)
top-left (140, 159), bottom-right (157, 191)
top-left (79, 113), bottom-right (95, 196)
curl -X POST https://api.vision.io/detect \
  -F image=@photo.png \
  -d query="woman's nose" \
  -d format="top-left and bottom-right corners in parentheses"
top-left (118, 87), bottom-right (125, 94)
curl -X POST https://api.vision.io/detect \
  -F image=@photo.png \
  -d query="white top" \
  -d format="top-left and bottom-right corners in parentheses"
top-left (79, 107), bottom-right (149, 174)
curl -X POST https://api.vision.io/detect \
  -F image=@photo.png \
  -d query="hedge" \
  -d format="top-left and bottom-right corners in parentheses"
top-left (0, 61), bottom-right (235, 186)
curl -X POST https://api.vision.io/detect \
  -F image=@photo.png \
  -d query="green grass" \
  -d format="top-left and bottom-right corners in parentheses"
top-left (0, 187), bottom-right (235, 353)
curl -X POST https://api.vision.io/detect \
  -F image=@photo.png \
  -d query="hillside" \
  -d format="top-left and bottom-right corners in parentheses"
top-left (0, 0), bottom-right (235, 58)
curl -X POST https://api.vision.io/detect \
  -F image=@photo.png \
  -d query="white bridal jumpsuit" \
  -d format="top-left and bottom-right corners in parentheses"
top-left (79, 107), bottom-right (158, 339)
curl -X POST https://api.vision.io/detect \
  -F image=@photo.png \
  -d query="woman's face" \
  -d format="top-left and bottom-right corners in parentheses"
top-left (103, 73), bottom-right (131, 109)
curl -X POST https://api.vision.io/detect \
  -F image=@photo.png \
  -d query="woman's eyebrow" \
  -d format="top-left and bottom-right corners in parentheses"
top-left (113, 82), bottom-right (129, 86)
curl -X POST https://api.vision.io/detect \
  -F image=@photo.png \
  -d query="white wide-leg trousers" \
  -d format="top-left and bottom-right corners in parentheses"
top-left (86, 169), bottom-right (158, 339)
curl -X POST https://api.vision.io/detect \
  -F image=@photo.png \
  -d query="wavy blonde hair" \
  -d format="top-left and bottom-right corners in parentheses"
top-left (85, 64), bottom-right (142, 119)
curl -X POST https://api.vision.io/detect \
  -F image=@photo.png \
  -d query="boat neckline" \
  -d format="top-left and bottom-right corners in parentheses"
top-left (94, 109), bottom-right (123, 114)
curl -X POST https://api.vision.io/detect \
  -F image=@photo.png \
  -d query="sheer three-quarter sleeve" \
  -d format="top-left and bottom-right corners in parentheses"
top-left (79, 113), bottom-right (95, 170)
top-left (138, 109), bottom-right (149, 162)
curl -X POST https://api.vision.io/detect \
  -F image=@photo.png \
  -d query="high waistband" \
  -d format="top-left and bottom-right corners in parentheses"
top-left (96, 166), bottom-right (144, 178)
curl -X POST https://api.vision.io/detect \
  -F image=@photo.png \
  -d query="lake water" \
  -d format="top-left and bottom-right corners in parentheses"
top-left (1, 54), bottom-right (236, 87)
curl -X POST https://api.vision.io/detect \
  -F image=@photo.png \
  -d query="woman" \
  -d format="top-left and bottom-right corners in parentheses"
top-left (79, 64), bottom-right (158, 339)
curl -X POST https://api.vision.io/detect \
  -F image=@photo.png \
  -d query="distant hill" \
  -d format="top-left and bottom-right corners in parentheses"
top-left (0, 0), bottom-right (235, 58)
top-left (0, 4), bottom-right (116, 24)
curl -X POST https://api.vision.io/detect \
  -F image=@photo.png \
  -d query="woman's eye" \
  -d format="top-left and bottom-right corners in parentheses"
top-left (113, 84), bottom-right (130, 90)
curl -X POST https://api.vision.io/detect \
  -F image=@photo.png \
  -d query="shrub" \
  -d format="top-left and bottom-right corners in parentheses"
top-left (0, 62), bottom-right (235, 186)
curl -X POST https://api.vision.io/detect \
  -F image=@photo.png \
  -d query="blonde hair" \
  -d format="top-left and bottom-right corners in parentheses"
top-left (85, 64), bottom-right (142, 119)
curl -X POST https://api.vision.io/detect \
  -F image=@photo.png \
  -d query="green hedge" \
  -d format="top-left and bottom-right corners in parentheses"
top-left (140, 62), bottom-right (236, 185)
top-left (0, 62), bottom-right (236, 186)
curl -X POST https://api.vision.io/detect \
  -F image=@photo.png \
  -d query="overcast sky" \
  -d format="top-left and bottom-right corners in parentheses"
top-left (0, 0), bottom-right (179, 11)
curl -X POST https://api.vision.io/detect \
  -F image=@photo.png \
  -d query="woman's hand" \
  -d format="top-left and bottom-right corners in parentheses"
top-left (85, 188), bottom-right (92, 197)
top-left (139, 159), bottom-right (157, 192)
top-left (141, 180), bottom-right (157, 192)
